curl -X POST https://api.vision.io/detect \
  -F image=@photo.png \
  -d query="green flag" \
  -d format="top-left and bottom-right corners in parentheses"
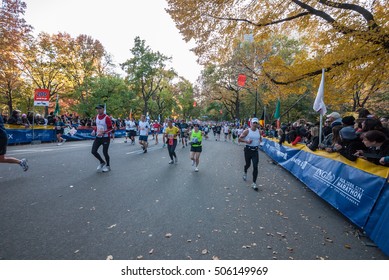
top-left (54, 94), bottom-right (60, 116)
top-left (274, 98), bottom-right (280, 128)
top-left (274, 98), bottom-right (280, 119)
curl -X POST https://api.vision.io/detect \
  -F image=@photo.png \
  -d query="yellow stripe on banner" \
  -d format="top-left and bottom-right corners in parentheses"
top-left (5, 124), bottom-right (54, 130)
top-left (265, 138), bottom-right (389, 179)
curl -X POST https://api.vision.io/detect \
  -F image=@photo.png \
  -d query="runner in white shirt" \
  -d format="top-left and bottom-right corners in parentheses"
top-left (124, 118), bottom-right (131, 143)
top-left (238, 118), bottom-right (262, 191)
top-left (138, 115), bottom-right (150, 153)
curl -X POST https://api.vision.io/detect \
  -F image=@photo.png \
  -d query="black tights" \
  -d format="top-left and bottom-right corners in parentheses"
top-left (244, 148), bottom-right (259, 183)
top-left (168, 139), bottom-right (177, 160)
top-left (91, 137), bottom-right (110, 166)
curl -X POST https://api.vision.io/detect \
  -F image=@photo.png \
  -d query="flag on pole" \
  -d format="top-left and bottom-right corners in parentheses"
top-left (313, 69), bottom-right (327, 116)
top-left (274, 98), bottom-right (281, 128)
top-left (259, 110), bottom-right (265, 127)
top-left (54, 94), bottom-right (60, 116)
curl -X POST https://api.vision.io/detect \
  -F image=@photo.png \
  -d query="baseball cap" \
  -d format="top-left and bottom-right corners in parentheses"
top-left (326, 112), bottom-right (341, 119)
top-left (95, 104), bottom-right (104, 109)
top-left (251, 118), bottom-right (259, 123)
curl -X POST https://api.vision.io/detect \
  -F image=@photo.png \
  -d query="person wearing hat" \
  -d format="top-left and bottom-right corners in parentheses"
top-left (326, 112), bottom-right (342, 128)
top-left (91, 104), bottom-right (113, 172)
top-left (332, 116), bottom-right (366, 161)
top-left (6, 110), bottom-right (22, 125)
top-left (238, 117), bottom-right (262, 191)
top-left (0, 114), bottom-right (28, 171)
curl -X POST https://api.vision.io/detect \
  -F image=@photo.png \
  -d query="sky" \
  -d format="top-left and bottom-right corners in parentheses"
top-left (22, 0), bottom-right (203, 84)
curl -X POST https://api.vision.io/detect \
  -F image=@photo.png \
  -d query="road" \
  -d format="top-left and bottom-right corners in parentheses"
top-left (0, 136), bottom-right (387, 260)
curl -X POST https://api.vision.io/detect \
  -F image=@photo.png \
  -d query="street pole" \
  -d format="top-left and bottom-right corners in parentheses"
top-left (254, 89), bottom-right (258, 117)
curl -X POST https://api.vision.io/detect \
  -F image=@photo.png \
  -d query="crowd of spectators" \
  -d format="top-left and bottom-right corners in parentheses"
top-left (262, 108), bottom-right (389, 167)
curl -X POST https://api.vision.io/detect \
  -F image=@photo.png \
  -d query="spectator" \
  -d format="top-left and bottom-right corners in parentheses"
top-left (357, 108), bottom-right (375, 119)
top-left (306, 125), bottom-right (322, 151)
top-left (355, 130), bottom-right (389, 166)
top-left (322, 125), bottom-right (342, 152)
top-left (291, 127), bottom-right (308, 145)
top-left (335, 125), bottom-right (366, 161)
top-left (35, 114), bottom-right (46, 125)
top-left (21, 113), bottom-right (30, 127)
top-left (47, 112), bottom-right (55, 125)
top-left (361, 118), bottom-right (389, 137)
top-left (326, 112), bottom-right (342, 128)
top-left (7, 110), bottom-right (22, 125)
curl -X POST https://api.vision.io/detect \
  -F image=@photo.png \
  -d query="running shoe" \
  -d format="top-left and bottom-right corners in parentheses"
top-left (243, 173), bottom-right (247, 181)
top-left (143, 149), bottom-right (147, 153)
top-left (252, 183), bottom-right (258, 191)
top-left (168, 160), bottom-right (174, 164)
top-left (102, 165), bottom-right (111, 172)
top-left (195, 167), bottom-right (199, 172)
top-left (96, 163), bottom-right (105, 173)
top-left (19, 158), bottom-right (28, 171)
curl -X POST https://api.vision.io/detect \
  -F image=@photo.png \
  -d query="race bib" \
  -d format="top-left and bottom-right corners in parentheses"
top-left (168, 138), bottom-right (173, 145)
top-left (97, 125), bottom-right (105, 135)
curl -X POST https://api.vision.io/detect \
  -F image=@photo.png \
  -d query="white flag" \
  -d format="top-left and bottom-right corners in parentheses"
top-left (313, 68), bottom-right (327, 116)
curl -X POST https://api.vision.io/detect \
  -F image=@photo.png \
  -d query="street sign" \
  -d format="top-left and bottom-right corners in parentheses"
top-left (34, 89), bottom-right (50, 106)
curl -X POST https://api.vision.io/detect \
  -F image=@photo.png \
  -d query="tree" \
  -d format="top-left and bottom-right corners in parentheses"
top-left (0, 0), bottom-right (32, 114)
top-left (73, 74), bottom-right (133, 118)
top-left (121, 37), bottom-right (172, 115)
top-left (166, 0), bottom-right (389, 114)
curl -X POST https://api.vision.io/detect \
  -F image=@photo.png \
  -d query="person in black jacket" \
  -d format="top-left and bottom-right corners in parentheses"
top-left (334, 125), bottom-right (366, 161)
top-left (355, 130), bottom-right (389, 166)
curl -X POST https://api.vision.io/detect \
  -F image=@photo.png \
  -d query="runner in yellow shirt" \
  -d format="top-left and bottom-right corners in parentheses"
top-left (164, 119), bottom-right (180, 164)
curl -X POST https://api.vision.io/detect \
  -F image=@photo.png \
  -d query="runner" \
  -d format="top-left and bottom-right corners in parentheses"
top-left (215, 123), bottom-right (221, 141)
top-left (124, 117), bottom-right (131, 143)
top-left (128, 117), bottom-right (137, 145)
top-left (153, 120), bottom-right (161, 145)
top-left (238, 117), bottom-right (262, 191)
top-left (189, 123), bottom-right (204, 172)
top-left (0, 114), bottom-right (29, 171)
top-left (91, 104), bottom-right (113, 172)
top-left (223, 123), bottom-right (229, 141)
top-left (164, 119), bottom-right (180, 164)
top-left (138, 115), bottom-right (150, 153)
top-left (162, 119), bottom-right (168, 148)
top-left (179, 119), bottom-right (189, 148)
top-left (54, 116), bottom-right (67, 146)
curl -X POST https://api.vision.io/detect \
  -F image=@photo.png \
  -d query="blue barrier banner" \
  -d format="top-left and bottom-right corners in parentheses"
top-left (364, 182), bottom-right (389, 256)
top-left (262, 138), bottom-right (387, 228)
top-left (5, 126), bottom-right (128, 144)
top-left (5, 127), bottom-right (55, 144)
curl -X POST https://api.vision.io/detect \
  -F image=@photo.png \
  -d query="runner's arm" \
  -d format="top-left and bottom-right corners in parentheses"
top-left (238, 129), bottom-right (249, 143)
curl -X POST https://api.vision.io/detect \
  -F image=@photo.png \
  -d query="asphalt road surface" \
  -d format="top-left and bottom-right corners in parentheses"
top-left (0, 135), bottom-right (388, 260)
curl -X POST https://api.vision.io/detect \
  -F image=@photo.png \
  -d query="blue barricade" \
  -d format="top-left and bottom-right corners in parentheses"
top-left (5, 126), bottom-right (127, 144)
top-left (261, 138), bottom-right (389, 256)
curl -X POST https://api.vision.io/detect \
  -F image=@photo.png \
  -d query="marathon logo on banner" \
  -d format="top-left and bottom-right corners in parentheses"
top-left (262, 138), bottom-right (388, 229)
top-left (34, 89), bottom-right (50, 106)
